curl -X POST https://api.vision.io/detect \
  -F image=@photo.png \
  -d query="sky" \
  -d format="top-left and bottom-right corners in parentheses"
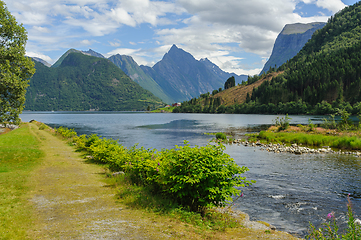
top-left (3, 0), bottom-right (360, 75)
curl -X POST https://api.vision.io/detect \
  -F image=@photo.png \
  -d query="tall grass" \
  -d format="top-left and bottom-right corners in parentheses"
top-left (0, 124), bottom-right (44, 239)
top-left (256, 131), bottom-right (361, 150)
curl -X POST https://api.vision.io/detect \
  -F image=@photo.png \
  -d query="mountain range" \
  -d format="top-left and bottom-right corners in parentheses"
top-left (29, 19), bottom-right (326, 111)
top-left (26, 52), bottom-right (163, 111)
top-left (31, 45), bottom-right (247, 105)
top-left (173, 1), bottom-right (361, 115)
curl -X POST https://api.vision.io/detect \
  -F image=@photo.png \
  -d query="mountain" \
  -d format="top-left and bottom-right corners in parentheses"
top-left (51, 49), bottom-right (81, 68)
top-left (260, 22), bottom-right (326, 74)
top-left (82, 49), bottom-right (105, 58)
top-left (200, 58), bottom-right (248, 85)
top-left (108, 54), bottom-right (173, 104)
top-left (174, 1), bottom-right (361, 114)
top-left (25, 52), bottom-right (164, 111)
top-left (140, 45), bottom-right (244, 103)
top-left (31, 57), bottom-right (51, 67)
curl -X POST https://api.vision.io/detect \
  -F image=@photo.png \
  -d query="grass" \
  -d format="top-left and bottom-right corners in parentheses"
top-left (151, 106), bottom-right (175, 113)
top-left (0, 124), bottom-right (44, 239)
top-left (106, 172), bottom-right (240, 232)
top-left (249, 125), bottom-right (361, 150)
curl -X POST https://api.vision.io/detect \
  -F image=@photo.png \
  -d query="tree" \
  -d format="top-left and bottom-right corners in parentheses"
top-left (224, 76), bottom-right (235, 90)
top-left (0, 1), bottom-right (35, 125)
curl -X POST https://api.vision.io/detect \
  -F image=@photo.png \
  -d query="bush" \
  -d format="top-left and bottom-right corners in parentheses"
top-left (65, 127), bottom-right (254, 213)
top-left (216, 132), bottom-right (227, 140)
top-left (155, 142), bottom-right (253, 211)
top-left (56, 126), bottom-right (77, 138)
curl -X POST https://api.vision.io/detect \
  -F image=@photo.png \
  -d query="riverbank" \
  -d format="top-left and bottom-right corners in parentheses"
top-left (231, 125), bottom-right (361, 155)
top-left (0, 122), bottom-right (300, 239)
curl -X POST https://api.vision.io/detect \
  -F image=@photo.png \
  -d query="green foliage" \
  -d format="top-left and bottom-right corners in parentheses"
top-left (56, 126), bottom-right (77, 139)
top-left (336, 109), bottom-right (352, 130)
top-left (250, 2), bottom-right (361, 108)
top-left (215, 132), bottom-right (227, 140)
top-left (246, 75), bottom-right (262, 85)
top-left (224, 76), bottom-right (235, 90)
top-left (67, 128), bottom-right (254, 212)
top-left (321, 115), bottom-right (337, 129)
top-left (273, 114), bottom-right (291, 131)
top-left (115, 174), bottom-right (240, 231)
top-left (307, 196), bottom-right (361, 240)
top-left (255, 130), bottom-right (361, 150)
top-left (157, 142), bottom-right (253, 211)
top-left (26, 52), bottom-right (164, 111)
top-left (0, 1), bottom-right (35, 124)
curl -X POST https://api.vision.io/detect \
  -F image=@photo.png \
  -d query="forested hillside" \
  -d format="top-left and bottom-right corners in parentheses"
top-left (26, 53), bottom-right (164, 111)
top-left (174, 2), bottom-right (361, 115)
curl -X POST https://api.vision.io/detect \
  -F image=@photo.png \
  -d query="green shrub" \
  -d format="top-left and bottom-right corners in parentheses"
top-left (63, 126), bottom-right (254, 213)
top-left (56, 126), bottom-right (77, 138)
top-left (216, 132), bottom-right (227, 140)
top-left (273, 114), bottom-right (291, 131)
top-left (154, 142), bottom-right (253, 211)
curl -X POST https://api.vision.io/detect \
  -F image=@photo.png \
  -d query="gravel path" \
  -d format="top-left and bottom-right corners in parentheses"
top-left (26, 123), bottom-right (164, 239)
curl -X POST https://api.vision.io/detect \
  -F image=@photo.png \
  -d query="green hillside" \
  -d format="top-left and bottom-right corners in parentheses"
top-left (26, 53), bottom-right (164, 111)
top-left (174, 1), bottom-right (361, 115)
top-left (252, 2), bottom-right (361, 107)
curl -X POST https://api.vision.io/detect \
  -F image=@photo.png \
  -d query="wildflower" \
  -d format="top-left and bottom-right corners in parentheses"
top-left (156, 168), bottom-right (159, 172)
top-left (327, 211), bottom-right (335, 220)
top-left (158, 162), bottom-right (160, 166)
top-left (240, 193), bottom-right (244, 197)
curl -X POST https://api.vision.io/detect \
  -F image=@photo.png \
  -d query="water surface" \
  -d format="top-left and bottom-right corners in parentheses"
top-left (20, 112), bottom-right (360, 237)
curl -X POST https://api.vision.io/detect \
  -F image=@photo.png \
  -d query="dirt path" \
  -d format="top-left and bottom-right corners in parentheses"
top-left (24, 123), bottom-right (300, 240)
top-left (26, 123), bottom-right (168, 239)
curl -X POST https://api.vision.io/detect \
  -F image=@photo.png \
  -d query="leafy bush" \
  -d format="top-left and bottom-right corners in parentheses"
top-left (155, 142), bottom-right (253, 211)
top-left (273, 114), bottom-right (291, 131)
top-left (216, 132), bottom-right (227, 140)
top-left (56, 126), bottom-right (77, 139)
top-left (65, 127), bottom-right (254, 212)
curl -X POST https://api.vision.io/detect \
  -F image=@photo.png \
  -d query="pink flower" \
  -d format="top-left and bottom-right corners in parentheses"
top-left (240, 193), bottom-right (244, 197)
top-left (158, 162), bottom-right (160, 166)
top-left (156, 168), bottom-right (159, 172)
top-left (327, 211), bottom-right (335, 219)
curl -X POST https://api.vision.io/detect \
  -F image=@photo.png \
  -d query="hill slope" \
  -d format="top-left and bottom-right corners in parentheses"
top-left (26, 53), bottom-right (163, 111)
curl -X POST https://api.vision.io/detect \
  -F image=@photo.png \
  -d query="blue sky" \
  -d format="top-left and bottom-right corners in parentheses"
top-left (4, 0), bottom-right (359, 75)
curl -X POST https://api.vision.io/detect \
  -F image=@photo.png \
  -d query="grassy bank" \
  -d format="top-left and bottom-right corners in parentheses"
top-left (248, 125), bottom-right (361, 151)
top-left (0, 124), bottom-right (44, 239)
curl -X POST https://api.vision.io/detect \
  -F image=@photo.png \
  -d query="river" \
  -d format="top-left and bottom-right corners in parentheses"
top-left (20, 112), bottom-right (361, 237)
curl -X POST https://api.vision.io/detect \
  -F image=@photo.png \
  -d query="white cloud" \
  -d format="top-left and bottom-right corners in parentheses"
top-left (106, 48), bottom-right (142, 57)
top-left (4, 0), bottom-right (352, 75)
top-left (315, 0), bottom-right (346, 13)
top-left (109, 40), bottom-right (122, 47)
top-left (26, 51), bottom-right (53, 63)
top-left (80, 39), bottom-right (92, 45)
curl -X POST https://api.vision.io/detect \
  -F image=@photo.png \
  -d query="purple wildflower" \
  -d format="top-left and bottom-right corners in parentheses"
top-left (156, 168), bottom-right (159, 172)
top-left (158, 162), bottom-right (160, 166)
top-left (327, 211), bottom-right (335, 220)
